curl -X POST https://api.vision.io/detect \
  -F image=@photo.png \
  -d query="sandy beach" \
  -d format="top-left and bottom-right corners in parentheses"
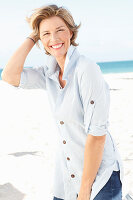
top-left (0, 72), bottom-right (133, 200)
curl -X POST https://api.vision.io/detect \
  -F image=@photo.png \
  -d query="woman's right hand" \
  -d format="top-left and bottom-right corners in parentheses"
top-left (28, 31), bottom-right (39, 43)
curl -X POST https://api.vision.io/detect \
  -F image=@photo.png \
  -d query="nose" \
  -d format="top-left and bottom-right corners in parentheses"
top-left (50, 32), bottom-right (58, 43)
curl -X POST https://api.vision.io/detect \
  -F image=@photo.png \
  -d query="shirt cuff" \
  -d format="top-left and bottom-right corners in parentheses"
top-left (86, 122), bottom-right (109, 136)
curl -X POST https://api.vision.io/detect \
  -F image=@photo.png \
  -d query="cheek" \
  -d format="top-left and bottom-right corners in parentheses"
top-left (60, 32), bottom-right (71, 41)
top-left (41, 39), bottom-right (48, 48)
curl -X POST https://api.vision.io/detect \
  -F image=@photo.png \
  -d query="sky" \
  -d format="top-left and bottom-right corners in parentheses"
top-left (0, 0), bottom-right (133, 68)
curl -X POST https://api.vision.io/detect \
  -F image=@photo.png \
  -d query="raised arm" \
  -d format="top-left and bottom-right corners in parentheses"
top-left (1, 33), bottom-right (37, 87)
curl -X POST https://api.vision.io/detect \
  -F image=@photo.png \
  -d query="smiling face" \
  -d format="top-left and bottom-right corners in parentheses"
top-left (39, 16), bottom-right (73, 61)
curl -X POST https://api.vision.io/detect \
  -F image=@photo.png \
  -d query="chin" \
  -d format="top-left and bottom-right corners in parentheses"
top-left (54, 52), bottom-right (66, 58)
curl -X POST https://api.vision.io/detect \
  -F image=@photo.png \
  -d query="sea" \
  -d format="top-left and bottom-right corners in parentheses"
top-left (0, 60), bottom-right (133, 80)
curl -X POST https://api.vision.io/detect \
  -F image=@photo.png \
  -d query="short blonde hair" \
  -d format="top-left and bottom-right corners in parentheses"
top-left (26, 4), bottom-right (81, 55)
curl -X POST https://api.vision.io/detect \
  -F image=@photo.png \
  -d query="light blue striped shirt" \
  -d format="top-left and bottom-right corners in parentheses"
top-left (19, 44), bottom-right (124, 200)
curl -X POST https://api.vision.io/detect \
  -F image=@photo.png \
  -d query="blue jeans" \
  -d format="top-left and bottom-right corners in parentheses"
top-left (53, 170), bottom-right (122, 200)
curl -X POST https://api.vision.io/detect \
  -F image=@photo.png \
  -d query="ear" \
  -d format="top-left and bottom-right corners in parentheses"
top-left (70, 30), bottom-right (73, 39)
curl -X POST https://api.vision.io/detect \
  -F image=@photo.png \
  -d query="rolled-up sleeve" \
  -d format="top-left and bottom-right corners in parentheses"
top-left (79, 58), bottom-right (110, 136)
top-left (19, 66), bottom-right (47, 89)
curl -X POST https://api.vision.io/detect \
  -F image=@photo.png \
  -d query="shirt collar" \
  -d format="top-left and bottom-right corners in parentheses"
top-left (45, 44), bottom-right (80, 81)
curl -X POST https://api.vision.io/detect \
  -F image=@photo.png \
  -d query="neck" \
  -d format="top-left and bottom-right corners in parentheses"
top-left (56, 55), bottom-right (66, 75)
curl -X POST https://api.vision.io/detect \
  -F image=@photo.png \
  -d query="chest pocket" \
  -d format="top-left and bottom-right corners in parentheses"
top-left (84, 100), bottom-right (96, 134)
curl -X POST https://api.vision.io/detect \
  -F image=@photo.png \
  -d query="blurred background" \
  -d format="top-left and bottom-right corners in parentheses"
top-left (0, 0), bottom-right (133, 68)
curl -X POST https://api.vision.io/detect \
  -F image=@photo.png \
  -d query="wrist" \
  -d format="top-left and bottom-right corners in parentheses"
top-left (80, 179), bottom-right (92, 191)
top-left (26, 37), bottom-right (36, 44)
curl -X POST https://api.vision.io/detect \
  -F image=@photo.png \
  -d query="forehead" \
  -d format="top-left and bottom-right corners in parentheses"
top-left (39, 16), bottom-right (67, 31)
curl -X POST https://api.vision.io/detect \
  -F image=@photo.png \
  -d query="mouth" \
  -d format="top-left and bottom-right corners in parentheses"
top-left (50, 43), bottom-right (64, 50)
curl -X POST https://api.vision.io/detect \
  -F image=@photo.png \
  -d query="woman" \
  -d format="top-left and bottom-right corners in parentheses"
top-left (1, 4), bottom-right (123, 200)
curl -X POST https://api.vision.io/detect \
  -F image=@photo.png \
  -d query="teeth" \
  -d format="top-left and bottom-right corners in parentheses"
top-left (52, 44), bottom-right (63, 49)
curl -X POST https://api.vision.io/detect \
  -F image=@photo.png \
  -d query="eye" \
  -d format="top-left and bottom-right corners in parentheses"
top-left (57, 29), bottom-right (64, 32)
top-left (43, 33), bottom-right (49, 36)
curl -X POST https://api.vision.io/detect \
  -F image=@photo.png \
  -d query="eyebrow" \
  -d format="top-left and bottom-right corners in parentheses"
top-left (41, 26), bottom-right (65, 33)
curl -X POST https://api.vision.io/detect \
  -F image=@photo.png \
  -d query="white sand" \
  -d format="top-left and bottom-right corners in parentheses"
top-left (0, 72), bottom-right (133, 200)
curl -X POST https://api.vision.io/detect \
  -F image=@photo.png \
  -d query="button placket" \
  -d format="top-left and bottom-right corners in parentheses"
top-left (59, 119), bottom-right (75, 180)
top-left (59, 121), bottom-right (66, 144)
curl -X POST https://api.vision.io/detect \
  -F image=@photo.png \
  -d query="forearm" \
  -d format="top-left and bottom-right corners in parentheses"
top-left (80, 134), bottom-right (106, 191)
top-left (1, 36), bottom-right (35, 86)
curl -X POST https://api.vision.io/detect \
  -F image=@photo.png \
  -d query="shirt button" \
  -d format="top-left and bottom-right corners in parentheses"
top-left (71, 174), bottom-right (75, 178)
top-left (60, 121), bottom-right (64, 125)
top-left (90, 100), bottom-right (94, 104)
top-left (63, 140), bottom-right (66, 144)
top-left (67, 157), bottom-right (70, 160)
